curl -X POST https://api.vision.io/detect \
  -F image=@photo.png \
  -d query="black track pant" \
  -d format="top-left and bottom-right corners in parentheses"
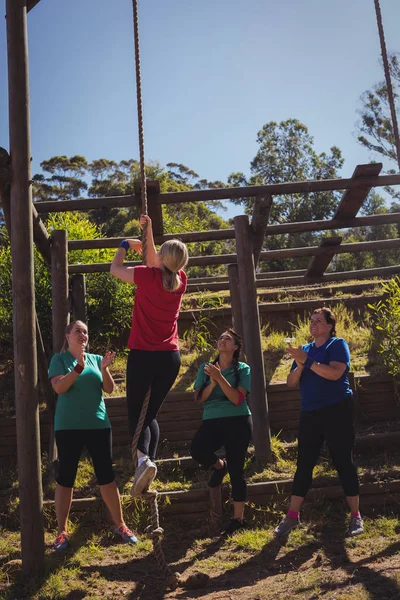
top-left (126, 349), bottom-right (181, 460)
top-left (55, 428), bottom-right (114, 488)
top-left (190, 415), bottom-right (253, 502)
top-left (292, 399), bottom-right (359, 498)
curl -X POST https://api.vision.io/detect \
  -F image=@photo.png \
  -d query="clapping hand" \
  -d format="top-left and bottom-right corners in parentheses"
top-left (101, 351), bottom-right (116, 370)
top-left (204, 362), bottom-right (222, 384)
top-left (286, 346), bottom-right (307, 365)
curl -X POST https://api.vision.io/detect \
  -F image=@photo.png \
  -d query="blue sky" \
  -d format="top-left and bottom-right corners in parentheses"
top-left (0, 0), bottom-right (399, 218)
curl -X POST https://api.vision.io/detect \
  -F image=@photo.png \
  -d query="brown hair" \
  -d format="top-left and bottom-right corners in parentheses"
top-left (312, 307), bottom-right (336, 337)
top-left (197, 329), bottom-right (242, 401)
top-left (158, 239), bottom-right (189, 292)
top-left (60, 320), bottom-right (87, 352)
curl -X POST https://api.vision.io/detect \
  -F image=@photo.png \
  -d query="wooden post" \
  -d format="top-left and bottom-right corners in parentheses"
top-left (251, 195), bottom-right (272, 268)
top-left (234, 215), bottom-right (271, 462)
top-left (208, 487), bottom-right (223, 530)
top-left (228, 264), bottom-right (244, 352)
top-left (6, 0), bottom-right (44, 573)
top-left (71, 274), bottom-right (87, 323)
top-left (134, 180), bottom-right (163, 236)
top-left (51, 230), bottom-right (70, 354)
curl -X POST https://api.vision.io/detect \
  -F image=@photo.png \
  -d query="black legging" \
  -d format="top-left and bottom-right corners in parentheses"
top-left (292, 398), bottom-right (359, 498)
top-left (190, 415), bottom-right (253, 502)
top-left (126, 349), bottom-right (181, 460)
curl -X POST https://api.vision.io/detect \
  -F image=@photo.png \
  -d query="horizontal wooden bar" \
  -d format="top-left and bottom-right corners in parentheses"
top-left (68, 237), bottom-right (400, 274)
top-left (33, 171), bottom-right (400, 213)
top-left (67, 212), bottom-right (400, 254)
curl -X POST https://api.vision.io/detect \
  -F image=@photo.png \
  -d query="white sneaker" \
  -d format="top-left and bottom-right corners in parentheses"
top-left (130, 457), bottom-right (157, 496)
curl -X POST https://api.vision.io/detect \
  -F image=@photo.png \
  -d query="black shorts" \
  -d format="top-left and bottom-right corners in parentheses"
top-left (55, 428), bottom-right (114, 488)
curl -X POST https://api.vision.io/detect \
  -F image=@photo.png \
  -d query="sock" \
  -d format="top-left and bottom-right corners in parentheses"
top-left (137, 451), bottom-right (148, 468)
top-left (351, 511), bottom-right (361, 518)
top-left (287, 510), bottom-right (299, 520)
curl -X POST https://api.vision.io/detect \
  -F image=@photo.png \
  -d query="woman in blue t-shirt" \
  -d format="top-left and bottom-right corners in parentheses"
top-left (49, 320), bottom-right (138, 551)
top-left (190, 329), bottom-right (252, 535)
top-left (274, 307), bottom-right (363, 538)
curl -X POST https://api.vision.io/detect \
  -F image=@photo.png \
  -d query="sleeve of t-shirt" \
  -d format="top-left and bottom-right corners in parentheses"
top-left (290, 360), bottom-right (297, 372)
top-left (48, 354), bottom-right (66, 379)
top-left (194, 363), bottom-right (206, 389)
top-left (133, 265), bottom-right (154, 287)
top-left (238, 363), bottom-right (251, 393)
top-left (329, 338), bottom-right (350, 365)
top-left (179, 270), bottom-right (187, 293)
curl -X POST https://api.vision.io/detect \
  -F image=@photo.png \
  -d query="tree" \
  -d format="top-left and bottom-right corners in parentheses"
top-left (33, 155), bottom-right (88, 202)
top-left (227, 119), bottom-right (344, 270)
top-left (357, 53), bottom-right (400, 200)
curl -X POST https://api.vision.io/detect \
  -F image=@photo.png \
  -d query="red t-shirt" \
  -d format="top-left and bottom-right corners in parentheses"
top-left (127, 266), bottom-right (187, 351)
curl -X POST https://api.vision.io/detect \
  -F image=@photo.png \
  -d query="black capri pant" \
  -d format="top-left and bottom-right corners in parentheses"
top-left (126, 349), bottom-right (181, 460)
top-left (55, 428), bottom-right (114, 488)
top-left (292, 398), bottom-right (359, 498)
top-left (190, 415), bottom-right (253, 502)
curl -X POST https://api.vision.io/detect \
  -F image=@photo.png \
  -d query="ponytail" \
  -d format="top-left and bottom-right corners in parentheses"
top-left (158, 239), bottom-right (188, 292)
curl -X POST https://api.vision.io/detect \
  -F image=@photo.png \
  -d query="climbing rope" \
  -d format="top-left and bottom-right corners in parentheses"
top-left (130, 0), bottom-right (174, 584)
top-left (374, 0), bottom-right (400, 171)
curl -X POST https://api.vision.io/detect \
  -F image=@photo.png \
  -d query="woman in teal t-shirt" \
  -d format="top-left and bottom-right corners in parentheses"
top-left (48, 320), bottom-right (137, 551)
top-left (190, 329), bottom-right (252, 535)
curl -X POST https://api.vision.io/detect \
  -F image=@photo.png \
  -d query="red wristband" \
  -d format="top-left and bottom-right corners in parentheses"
top-left (74, 364), bottom-right (84, 374)
top-left (237, 391), bottom-right (245, 405)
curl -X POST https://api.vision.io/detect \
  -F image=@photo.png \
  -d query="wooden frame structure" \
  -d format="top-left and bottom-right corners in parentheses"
top-left (3, 0), bottom-right (400, 576)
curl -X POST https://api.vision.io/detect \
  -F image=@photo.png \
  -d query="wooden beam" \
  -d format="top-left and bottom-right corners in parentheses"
top-left (334, 163), bottom-right (383, 219)
top-left (27, 0), bottom-right (41, 11)
top-left (234, 215), bottom-right (271, 462)
top-left (305, 236), bottom-right (342, 280)
top-left (33, 170), bottom-right (400, 213)
top-left (6, 0), bottom-right (44, 573)
top-left (305, 164), bottom-right (383, 280)
top-left (68, 237), bottom-right (400, 274)
top-left (228, 264), bottom-right (244, 346)
top-left (71, 274), bottom-right (87, 323)
top-left (251, 195), bottom-right (272, 267)
top-left (51, 230), bottom-right (69, 353)
top-left (68, 228), bottom-right (236, 249)
top-left (67, 211), bottom-right (400, 252)
top-left (134, 180), bottom-right (163, 236)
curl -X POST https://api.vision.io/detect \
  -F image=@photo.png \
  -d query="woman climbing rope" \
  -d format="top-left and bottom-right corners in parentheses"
top-left (48, 320), bottom-right (138, 551)
top-left (110, 214), bottom-right (188, 495)
top-left (274, 307), bottom-right (363, 538)
top-left (190, 329), bottom-right (252, 535)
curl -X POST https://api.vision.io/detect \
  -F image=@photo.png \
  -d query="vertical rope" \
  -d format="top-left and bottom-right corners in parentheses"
top-left (130, 0), bottom-right (173, 581)
top-left (374, 0), bottom-right (400, 171)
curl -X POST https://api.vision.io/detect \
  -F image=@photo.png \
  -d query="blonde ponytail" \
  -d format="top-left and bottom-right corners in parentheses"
top-left (158, 240), bottom-right (188, 292)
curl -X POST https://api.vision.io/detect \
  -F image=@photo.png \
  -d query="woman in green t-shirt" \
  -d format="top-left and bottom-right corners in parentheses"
top-left (48, 320), bottom-right (137, 551)
top-left (190, 329), bottom-right (252, 535)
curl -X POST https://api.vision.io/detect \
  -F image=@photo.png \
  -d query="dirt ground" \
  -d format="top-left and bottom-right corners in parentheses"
top-left (1, 505), bottom-right (400, 600)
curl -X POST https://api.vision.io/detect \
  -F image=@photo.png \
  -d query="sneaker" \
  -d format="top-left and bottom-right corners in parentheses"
top-left (274, 515), bottom-right (300, 537)
top-left (221, 518), bottom-right (248, 536)
top-left (130, 457), bottom-right (157, 496)
top-left (347, 516), bottom-right (364, 537)
top-left (208, 459), bottom-right (228, 488)
top-left (115, 524), bottom-right (138, 545)
top-left (54, 531), bottom-right (70, 551)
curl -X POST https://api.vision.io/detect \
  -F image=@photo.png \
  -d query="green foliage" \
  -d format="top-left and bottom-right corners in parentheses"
top-left (368, 276), bottom-right (400, 379)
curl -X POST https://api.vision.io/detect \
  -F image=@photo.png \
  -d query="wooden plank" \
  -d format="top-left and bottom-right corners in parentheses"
top-left (51, 231), bottom-right (69, 353)
top-left (305, 236), bottom-right (342, 279)
top-left (71, 274), bottom-right (87, 323)
top-left (228, 264), bottom-right (244, 346)
top-left (68, 238), bottom-right (400, 274)
top-left (235, 215), bottom-right (271, 461)
top-left (134, 180), bottom-right (163, 237)
top-left (34, 171), bottom-right (400, 212)
top-left (334, 163), bottom-right (383, 219)
top-left (6, 0), bottom-right (45, 573)
top-left (251, 195), bottom-right (272, 267)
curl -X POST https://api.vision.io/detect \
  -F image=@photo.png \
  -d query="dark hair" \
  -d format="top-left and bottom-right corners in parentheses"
top-left (312, 307), bottom-right (336, 337)
top-left (60, 320), bottom-right (87, 352)
top-left (197, 329), bottom-right (242, 401)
